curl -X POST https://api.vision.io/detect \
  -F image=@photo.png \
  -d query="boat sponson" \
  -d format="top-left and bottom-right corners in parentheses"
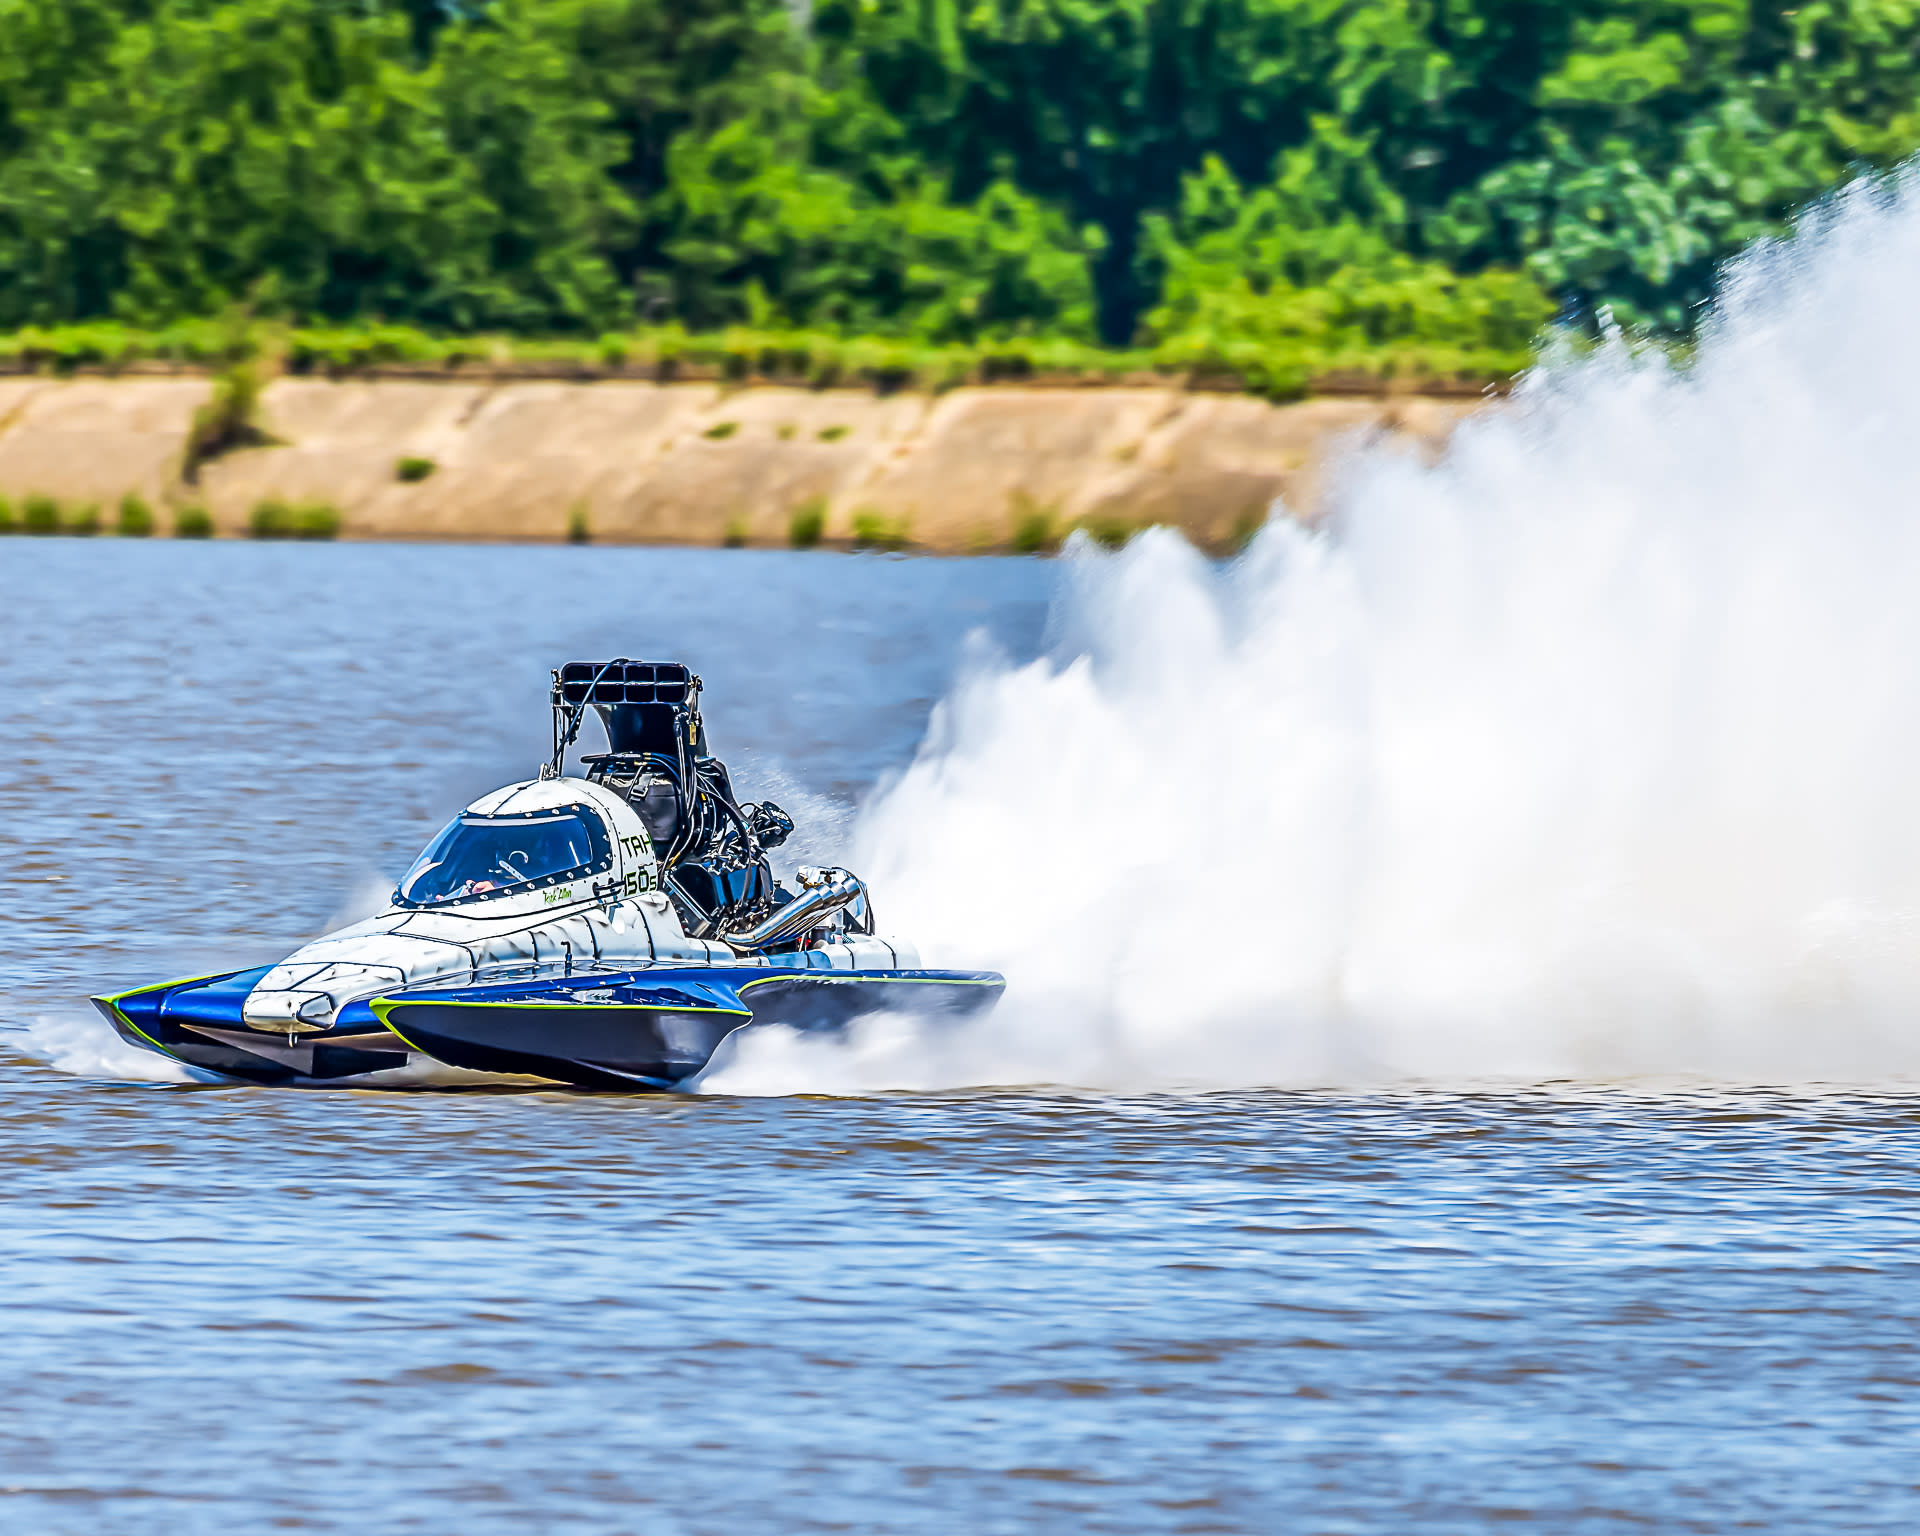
top-left (91, 968), bottom-right (408, 1083)
top-left (94, 965), bottom-right (1003, 1089)
top-left (372, 967), bottom-right (1005, 1089)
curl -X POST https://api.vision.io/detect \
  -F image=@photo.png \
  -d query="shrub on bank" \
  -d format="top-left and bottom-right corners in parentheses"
top-left (22, 493), bottom-right (59, 534)
top-left (250, 499), bottom-right (339, 540)
top-left (117, 493), bottom-right (154, 536)
top-left (295, 503), bottom-right (340, 540)
top-left (1076, 514), bottom-right (1137, 550)
top-left (1009, 494), bottom-right (1057, 554)
top-left (788, 497), bottom-right (826, 548)
top-left (185, 358), bottom-right (275, 481)
top-left (249, 498), bottom-right (292, 538)
top-left (850, 509), bottom-right (909, 551)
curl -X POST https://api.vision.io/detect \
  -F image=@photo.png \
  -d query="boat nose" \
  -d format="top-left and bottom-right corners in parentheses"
top-left (240, 989), bottom-right (337, 1033)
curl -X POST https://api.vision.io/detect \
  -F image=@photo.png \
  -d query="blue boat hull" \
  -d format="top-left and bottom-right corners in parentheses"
top-left (93, 965), bottom-right (1004, 1090)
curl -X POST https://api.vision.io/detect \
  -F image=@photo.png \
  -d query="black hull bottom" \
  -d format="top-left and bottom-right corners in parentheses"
top-left (379, 971), bottom-right (1003, 1089)
top-left (95, 966), bottom-right (1005, 1091)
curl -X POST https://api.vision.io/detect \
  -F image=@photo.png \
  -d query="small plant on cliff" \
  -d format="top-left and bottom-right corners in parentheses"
top-left (788, 497), bottom-right (826, 549)
top-left (1009, 493), bottom-right (1057, 555)
top-left (66, 502), bottom-right (101, 536)
top-left (295, 502), bottom-right (340, 540)
top-left (174, 504), bottom-right (213, 538)
top-left (250, 498), bottom-right (338, 539)
top-left (1225, 503), bottom-right (1267, 555)
top-left (117, 493), bottom-right (154, 537)
top-left (183, 307), bottom-right (280, 484)
top-left (567, 502), bottom-right (591, 544)
top-left (722, 515), bottom-right (748, 548)
top-left (817, 425), bottom-right (849, 443)
top-left (23, 493), bottom-right (59, 535)
top-left (1077, 514), bottom-right (1136, 550)
top-left (184, 357), bottom-right (276, 482)
top-left (851, 508), bottom-right (909, 552)
top-left (702, 421), bottom-right (739, 440)
top-left (0, 495), bottom-right (14, 534)
top-left (395, 456), bottom-right (436, 483)
top-left (249, 498), bottom-right (293, 538)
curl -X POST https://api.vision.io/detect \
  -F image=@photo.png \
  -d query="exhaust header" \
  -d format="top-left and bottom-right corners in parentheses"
top-left (722, 866), bottom-right (867, 951)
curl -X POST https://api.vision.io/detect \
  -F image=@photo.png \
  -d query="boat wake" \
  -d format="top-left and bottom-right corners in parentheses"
top-left (702, 166), bottom-right (1920, 1094)
top-left (15, 1010), bottom-right (201, 1084)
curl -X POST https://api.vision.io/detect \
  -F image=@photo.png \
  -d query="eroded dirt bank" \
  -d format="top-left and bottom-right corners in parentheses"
top-left (0, 377), bottom-right (1489, 549)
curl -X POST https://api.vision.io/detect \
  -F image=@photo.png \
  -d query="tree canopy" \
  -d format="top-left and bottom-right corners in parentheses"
top-left (0, 0), bottom-right (1915, 354)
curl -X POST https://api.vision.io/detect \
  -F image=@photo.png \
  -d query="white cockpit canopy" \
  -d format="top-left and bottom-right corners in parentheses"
top-left (396, 804), bottom-right (613, 908)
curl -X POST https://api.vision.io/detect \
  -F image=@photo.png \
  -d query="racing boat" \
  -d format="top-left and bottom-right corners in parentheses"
top-left (93, 661), bottom-right (1002, 1089)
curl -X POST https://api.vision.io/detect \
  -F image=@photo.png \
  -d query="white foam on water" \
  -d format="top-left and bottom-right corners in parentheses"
top-left (16, 1010), bottom-right (202, 1084)
top-left (702, 168), bottom-right (1920, 1094)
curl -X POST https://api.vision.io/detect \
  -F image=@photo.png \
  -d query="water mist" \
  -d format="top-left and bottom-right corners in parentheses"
top-left (701, 169), bottom-right (1920, 1093)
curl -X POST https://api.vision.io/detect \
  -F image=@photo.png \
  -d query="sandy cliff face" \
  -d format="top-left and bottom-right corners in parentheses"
top-left (0, 376), bottom-right (1489, 549)
top-left (0, 377), bottom-right (208, 509)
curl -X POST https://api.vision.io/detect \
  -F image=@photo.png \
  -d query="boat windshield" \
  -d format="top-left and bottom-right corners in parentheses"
top-left (397, 809), bottom-right (611, 907)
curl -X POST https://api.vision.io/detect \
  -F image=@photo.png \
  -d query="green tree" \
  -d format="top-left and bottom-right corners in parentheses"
top-left (5, 0), bottom-right (1920, 353)
top-left (811, 0), bottom-right (1441, 341)
top-left (0, 0), bottom-right (630, 329)
top-left (1144, 147), bottom-right (1553, 391)
top-left (543, 0), bottom-right (810, 308)
top-left (1414, 0), bottom-right (1920, 330)
top-left (658, 112), bottom-right (1101, 338)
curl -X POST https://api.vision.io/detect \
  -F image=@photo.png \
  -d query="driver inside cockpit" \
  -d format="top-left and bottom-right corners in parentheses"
top-left (396, 808), bottom-right (608, 907)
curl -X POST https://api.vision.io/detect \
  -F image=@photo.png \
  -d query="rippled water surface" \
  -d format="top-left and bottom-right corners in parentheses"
top-left (4, 541), bottom-right (1920, 1533)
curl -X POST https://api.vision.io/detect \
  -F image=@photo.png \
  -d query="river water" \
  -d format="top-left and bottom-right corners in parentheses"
top-left (4, 538), bottom-right (1920, 1533)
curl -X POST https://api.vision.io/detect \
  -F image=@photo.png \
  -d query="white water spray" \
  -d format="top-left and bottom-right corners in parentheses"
top-left (702, 170), bottom-right (1920, 1093)
top-left (16, 1011), bottom-right (199, 1083)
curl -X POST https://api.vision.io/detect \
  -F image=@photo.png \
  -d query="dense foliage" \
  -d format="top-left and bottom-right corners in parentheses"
top-left (1, 0), bottom-right (1917, 367)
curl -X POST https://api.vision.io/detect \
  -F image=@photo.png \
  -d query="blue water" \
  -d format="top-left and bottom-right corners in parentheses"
top-left (3, 539), bottom-right (1919, 1533)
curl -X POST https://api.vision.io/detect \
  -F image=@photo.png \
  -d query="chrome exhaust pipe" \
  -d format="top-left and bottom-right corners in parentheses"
top-left (723, 866), bottom-right (867, 950)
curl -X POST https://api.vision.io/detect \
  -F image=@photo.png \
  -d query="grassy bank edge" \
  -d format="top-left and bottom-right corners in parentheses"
top-left (0, 502), bottom-right (1235, 556)
top-left (0, 320), bottom-right (1524, 399)
top-left (0, 481), bottom-right (1258, 557)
